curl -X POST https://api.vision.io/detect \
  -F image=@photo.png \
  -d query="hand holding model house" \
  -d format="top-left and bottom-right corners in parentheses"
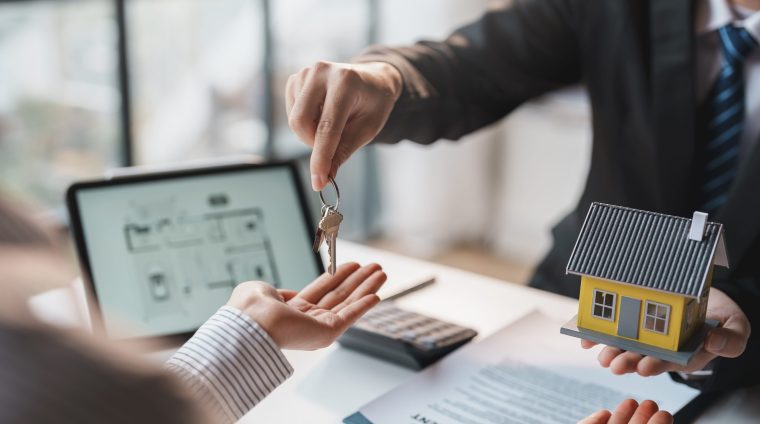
top-left (561, 203), bottom-right (750, 377)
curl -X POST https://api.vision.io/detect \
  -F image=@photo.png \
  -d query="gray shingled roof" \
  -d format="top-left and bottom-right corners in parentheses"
top-left (566, 203), bottom-right (727, 299)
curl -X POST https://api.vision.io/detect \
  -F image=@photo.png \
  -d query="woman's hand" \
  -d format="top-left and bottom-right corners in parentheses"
top-left (579, 399), bottom-right (673, 424)
top-left (227, 262), bottom-right (386, 350)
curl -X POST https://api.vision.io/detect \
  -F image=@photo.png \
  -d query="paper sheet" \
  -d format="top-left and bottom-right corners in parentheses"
top-left (347, 310), bottom-right (699, 424)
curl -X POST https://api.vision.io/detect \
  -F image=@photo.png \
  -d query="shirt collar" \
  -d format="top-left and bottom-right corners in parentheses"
top-left (694, 0), bottom-right (760, 43)
top-left (696, 0), bottom-right (735, 34)
top-left (745, 9), bottom-right (760, 43)
top-left (697, 0), bottom-right (760, 43)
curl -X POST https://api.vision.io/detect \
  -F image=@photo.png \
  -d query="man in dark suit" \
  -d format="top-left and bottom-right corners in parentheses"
top-left (285, 0), bottom-right (760, 396)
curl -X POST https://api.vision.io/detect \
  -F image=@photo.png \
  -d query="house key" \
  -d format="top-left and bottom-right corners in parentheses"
top-left (313, 178), bottom-right (343, 275)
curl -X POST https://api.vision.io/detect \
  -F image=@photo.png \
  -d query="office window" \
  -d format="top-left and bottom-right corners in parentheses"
top-left (0, 0), bottom-right (378, 220)
top-left (128, 0), bottom-right (373, 164)
top-left (644, 301), bottom-right (670, 335)
top-left (127, 0), bottom-right (268, 164)
top-left (0, 0), bottom-right (120, 207)
top-left (269, 0), bottom-right (372, 157)
top-left (591, 289), bottom-right (616, 320)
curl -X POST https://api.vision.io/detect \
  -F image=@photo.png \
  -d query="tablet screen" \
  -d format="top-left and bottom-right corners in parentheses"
top-left (72, 165), bottom-right (321, 339)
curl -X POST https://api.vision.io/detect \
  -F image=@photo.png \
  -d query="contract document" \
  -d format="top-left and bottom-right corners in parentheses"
top-left (345, 310), bottom-right (700, 424)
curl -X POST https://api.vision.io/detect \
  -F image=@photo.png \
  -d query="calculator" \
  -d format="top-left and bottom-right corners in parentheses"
top-left (338, 302), bottom-right (478, 370)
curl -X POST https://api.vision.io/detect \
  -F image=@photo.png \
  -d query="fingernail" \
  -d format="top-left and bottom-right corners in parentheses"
top-left (311, 174), bottom-right (325, 191)
top-left (707, 332), bottom-right (727, 352)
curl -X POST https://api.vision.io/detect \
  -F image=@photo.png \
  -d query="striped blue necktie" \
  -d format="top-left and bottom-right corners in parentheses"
top-left (697, 24), bottom-right (757, 214)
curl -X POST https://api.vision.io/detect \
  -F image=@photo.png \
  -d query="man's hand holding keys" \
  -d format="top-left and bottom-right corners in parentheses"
top-left (285, 61), bottom-right (403, 191)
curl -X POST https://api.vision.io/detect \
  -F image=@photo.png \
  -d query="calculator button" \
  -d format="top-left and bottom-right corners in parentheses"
top-left (418, 337), bottom-right (437, 349)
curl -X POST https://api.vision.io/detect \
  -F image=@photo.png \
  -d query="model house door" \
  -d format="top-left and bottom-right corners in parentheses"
top-left (617, 297), bottom-right (641, 339)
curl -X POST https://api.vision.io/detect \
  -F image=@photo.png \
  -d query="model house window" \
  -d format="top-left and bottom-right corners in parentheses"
top-left (592, 289), bottom-right (616, 320)
top-left (644, 301), bottom-right (670, 334)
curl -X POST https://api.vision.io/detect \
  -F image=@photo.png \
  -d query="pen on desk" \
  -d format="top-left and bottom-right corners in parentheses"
top-left (382, 276), bottom-right (436, 302)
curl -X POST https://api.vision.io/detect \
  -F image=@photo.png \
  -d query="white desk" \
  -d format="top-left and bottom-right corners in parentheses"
top-left (243, 241), bottom-right (578, 423)
top-left (31, 241), bottom-right (759, 423)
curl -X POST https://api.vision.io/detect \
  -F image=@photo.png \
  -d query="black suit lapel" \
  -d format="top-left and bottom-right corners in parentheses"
top-left (649, 0), bottom-right (696, 214)
top-left (716, 143), bottom-right (760, 267)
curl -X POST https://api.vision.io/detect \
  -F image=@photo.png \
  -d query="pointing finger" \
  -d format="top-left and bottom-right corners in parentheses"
top-left (288, 67), bottom-right (327, 146)
top-left (310, 73), bottom-right (357, 191)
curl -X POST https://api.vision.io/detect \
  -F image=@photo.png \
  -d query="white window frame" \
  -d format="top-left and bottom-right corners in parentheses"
top-left (643, 301), bottom-right (670, 335)
top-left (591, 289), bottom-right (616, 321)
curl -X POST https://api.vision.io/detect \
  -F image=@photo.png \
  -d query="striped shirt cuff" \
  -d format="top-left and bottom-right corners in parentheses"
top-left (165, 306), bottom-right (293, 423)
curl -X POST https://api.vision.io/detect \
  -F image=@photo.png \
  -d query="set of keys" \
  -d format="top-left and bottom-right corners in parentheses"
top-left (313, 177), bottom-right (343, 275)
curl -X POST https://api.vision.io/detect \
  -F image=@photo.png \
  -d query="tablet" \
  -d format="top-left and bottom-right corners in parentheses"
top-left (66, 161), bottom-right (323, 342)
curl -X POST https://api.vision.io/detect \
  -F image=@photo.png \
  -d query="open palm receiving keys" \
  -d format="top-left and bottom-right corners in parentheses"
top-left (227, 262), bottom-right (387, 350)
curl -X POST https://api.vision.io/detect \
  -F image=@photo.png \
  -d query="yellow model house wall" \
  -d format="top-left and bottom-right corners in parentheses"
top-left (577, 276), bottom-right (687, 351)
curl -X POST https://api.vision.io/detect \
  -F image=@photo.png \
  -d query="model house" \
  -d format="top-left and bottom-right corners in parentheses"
top-left (560, 203), bottom-right (728, 365)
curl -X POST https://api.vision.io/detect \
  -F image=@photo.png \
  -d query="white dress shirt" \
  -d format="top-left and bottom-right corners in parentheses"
top-left (696, 0), bottom-right (760, 156)
top-left (166, 306), bottom-right (293, 423)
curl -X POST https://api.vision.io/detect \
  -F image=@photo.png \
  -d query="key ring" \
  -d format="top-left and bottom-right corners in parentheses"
top-left (319, 177), bottom-right (340, 211)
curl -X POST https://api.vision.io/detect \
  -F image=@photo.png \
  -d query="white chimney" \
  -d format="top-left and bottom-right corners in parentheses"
top-left (688, 211), bottom-right (708, 242)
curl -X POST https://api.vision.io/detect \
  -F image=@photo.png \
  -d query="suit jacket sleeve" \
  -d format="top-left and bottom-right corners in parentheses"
top-left (354, 0), bottom-right (584, 145)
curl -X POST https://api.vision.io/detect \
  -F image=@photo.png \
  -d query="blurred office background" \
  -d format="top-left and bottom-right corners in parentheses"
top-left (0, 0), bottom-right (591, 286)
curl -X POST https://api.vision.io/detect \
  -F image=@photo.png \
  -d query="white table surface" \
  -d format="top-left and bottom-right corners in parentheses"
top-left (30, 241), bottom-right (759, 423)
top-left (244, 241), bottom-right (579, 423)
